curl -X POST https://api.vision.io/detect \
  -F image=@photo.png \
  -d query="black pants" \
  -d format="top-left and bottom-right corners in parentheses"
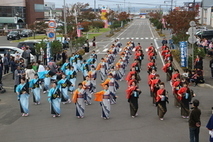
top-left (211, 69), bottom-right (213, 78)
top-left (4, 65), bottom-right (9, 74)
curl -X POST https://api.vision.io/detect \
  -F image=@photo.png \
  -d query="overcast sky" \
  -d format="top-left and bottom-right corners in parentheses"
top-left (44, 0), bottom-right (198, 9)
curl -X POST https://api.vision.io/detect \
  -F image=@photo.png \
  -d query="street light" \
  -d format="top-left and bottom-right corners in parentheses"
top-left (63, 0), bottom-right (67, 35)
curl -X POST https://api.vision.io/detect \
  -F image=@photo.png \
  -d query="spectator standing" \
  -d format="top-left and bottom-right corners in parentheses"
top-left (10, 57), bottom-right (17, 80)
top-left (25, 64), bottom-right (36, 81)
top-left (194, 55), bottom-right (203, 70)
top-left (169, 38), bottom-right (174, 49)
top-left (62, 50), bottom-right (67, 64)
top-left (210, 58), bottom-right (213, 78)
top-left (0, 58), bottom-right (3, 83)
top-left (48, 58), bottom-right (57, 74)
top-left (14, 66), bottom-right (23, 92)
top-left (92, 36), bottom-right (96, 47)
top-left (189, 99), bottom-right (201, 142)
top-left (21, 46), bottom-right (31, 66)
top-left (162, 37), bottom-right (168, 46)
top-left (3, 53), bottom-right (9, 74)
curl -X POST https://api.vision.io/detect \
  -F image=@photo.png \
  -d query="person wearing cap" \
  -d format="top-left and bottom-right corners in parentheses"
top-left (88, 65), bottom-right (97, 92)
top-left (72, 83), bottom-right (86, 119)
top-left (82, 76), bottom-right (93, 105)
top-left (189, 99), bottom-right (201, 142)
top-left (94, 84), bottom-right (116, 119)
top-left (57, 73), bottom-right (72, 104)
top-left (47, 81), bottom-right (61, 118)
top-left (29, 74), bottom-right (42, 105)
top-left (96, 58), bottom-right (107, 82)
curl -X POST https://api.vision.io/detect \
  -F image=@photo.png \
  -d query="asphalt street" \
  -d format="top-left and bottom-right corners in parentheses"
top-left (0, 19), bottom-right (212, 142)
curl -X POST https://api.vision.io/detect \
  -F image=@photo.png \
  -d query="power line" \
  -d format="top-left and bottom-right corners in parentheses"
top-left (98, 0), bottom-right (164, 6)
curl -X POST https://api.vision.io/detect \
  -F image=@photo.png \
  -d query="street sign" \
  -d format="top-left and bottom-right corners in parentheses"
top-left (48, 20), bottom-right (57, 28)
top-left (179, 41), bottom-right (188, 67)
top-left (188, 27), bottom-right (197, 36)
top-left (188, 36), bottom-right (196, 44)
top-left (189, 21), bottom-right (196, 27)
top-left (47, 32), bottom-right (55, 41)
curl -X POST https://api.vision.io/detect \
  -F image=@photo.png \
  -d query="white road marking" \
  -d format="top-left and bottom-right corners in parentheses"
top-left (136, 37), bottom-right (139, 39)
top-left (150, 37), bottom-right (154, 39)
top-left (145, 37), bottom-right (149, 39)
top-left (126, 37), bottom-right (129, 39)
top-left (103, 48), bottom-right (109, 52)
top-left (121, 38), bottom-right (124, 40)
top-left (131, 37), bottom-right (134, 39)
top-left (116, 21), bottom-right (136, 38)
top-left (141, 38), bottom-right (144, 39)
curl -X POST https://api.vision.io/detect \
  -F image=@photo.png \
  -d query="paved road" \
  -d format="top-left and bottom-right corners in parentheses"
top-left (0, 19), bottom-right (212, 142)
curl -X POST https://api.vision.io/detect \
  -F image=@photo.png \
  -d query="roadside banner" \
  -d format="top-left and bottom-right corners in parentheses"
top-left (46, 42), bottom-right (51, 63)
top-left (179, 41), bottom-right (188, 67)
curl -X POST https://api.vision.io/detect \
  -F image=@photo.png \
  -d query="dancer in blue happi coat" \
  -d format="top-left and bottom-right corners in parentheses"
top-left (60, 59), bottom-right (70, 73)
top-left (16, 77), bottom-right (30, 117)
top-left (48, 81), bottom-right (61, 118)
top-left (57, 73), bottom-right (72, 104)
top-left (75, 53), bottom-right (83, 72)
top-left (40, 66), bottom-right (55, 93)
top-left (81, 60), bottom-right (90, 80)
top-left (69, 53), bottom-right (78, 71)
top-left (29, 74), bottom-right (42, 105)
top-left (65, 66), bottom-right (77, 92)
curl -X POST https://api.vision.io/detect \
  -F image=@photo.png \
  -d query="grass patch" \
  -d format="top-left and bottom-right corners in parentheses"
top-left (13, 34), bottom-right (63, 42)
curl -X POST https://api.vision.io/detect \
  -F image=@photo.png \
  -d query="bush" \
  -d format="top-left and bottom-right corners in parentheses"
top-left (77, 49), bottom-right (85, 56)
top-left (50, 40), bottom-right (63, 56)
top-left (172, 33), bottom-right (189, 44)
top-left (92, 21), bottom-right (105, 29)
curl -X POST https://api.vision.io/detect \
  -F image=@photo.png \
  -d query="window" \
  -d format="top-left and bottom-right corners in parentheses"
top-left (34, 4), bottom-right (44, 12)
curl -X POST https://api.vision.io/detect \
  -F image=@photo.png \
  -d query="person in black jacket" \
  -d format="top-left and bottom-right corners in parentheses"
top-left (0, 57), bottom-right (3, 84)
top-left (210, 58), bottom-right (213, 78)
top-left (189, 99), bottom-right (201, 142)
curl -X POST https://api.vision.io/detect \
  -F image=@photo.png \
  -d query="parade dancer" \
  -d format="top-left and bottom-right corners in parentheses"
top-left (82, 76), bottom-right (93, 105)
top-left (116, 58), bottom-right (125, 81)
top-left (75, 53), bottom-right (83, 72)
top-left (16, 77), bottom-right (30, 117)
top-left (147, 59), bottom-right (157, 74)
top-left (81, 60), bottom-right (89, 80)
top-left (41, 66), bottom-right (55, 93)
top-left (72, 83), bottom-right (86, 119)
top-left (148, 69), bottom-right (157, 97)
top-left (60, 59), bottom-right (70, 73)
top-left (96, 58), bottom-right (107, 82)
top-left (48, 82), bottom-right (61, 118)
top-left (29, 74), bottom-right (42, 105)
top-left (156, 82), bottom-right (169, 120)
top-left (70, 53), bottom-right (78, 71)
top-left (162, 60), bottom-right (173, 81)
top-left (101, 73), bottom-right (119, 104)
top-left (57, 74), bottom-right (72, 104)
top-left (88, 65), bottom-right (97, 92)
top-left (94, 84), bottom-right (116, 120)
top-left (126, 81), bottom-right (141, 118)
top-left (172, 77), bottom-right (181, 107)
top-left (177, 82), bottom-right (195, 119)
top-left (65, 66), bottom-right (77, 92)
top-left (151, 74), bottom-right (161, 106)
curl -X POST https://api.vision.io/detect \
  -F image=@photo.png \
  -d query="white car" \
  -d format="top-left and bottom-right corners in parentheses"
top-left (0, 46), bottom-right (35, 62)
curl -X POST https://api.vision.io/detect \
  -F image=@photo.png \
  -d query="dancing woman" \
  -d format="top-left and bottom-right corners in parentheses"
top-left (16, 77), bottom-right (30, 117)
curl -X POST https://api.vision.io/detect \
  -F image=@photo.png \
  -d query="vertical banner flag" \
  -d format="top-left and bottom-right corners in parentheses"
top-left (46, 42), bottom-right (51, 63)
top-left (179, 41), bottom-right (188, 67)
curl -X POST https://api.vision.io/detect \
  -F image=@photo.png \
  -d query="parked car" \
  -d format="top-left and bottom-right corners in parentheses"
top-left (17, 41), bottom-right (39, 55)
top-left (0, 46), bottom-right (35, 62)
top-left (20, 29), bottom-right (33, 37)
top-left (197, 30), bottom-right (213, 40)
top-left (7, 31), bottom-right (21, 40)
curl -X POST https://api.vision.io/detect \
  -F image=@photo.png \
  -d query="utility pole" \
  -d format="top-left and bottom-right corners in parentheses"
top-left (63, 0), bottom-right (67, 35)
top-left (171, 0), bottom-right (173, 12)
top-left (124, 0), bottom-right (125, 12)
top-left (94, 0), bottom-right (96, 12)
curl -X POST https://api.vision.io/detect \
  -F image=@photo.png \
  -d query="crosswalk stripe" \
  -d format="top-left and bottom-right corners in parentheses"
top-left (136, 37), bottom-right (139, 39)
top-left (126, 37), bottom-right (129, 39)
top-left (141, 38), bottom-right (144, 39)
top-left (121, 38), bottom-right (124, 40)
top-left (103, 48), bottom-right (108, 52)
top-left (145, 37), bottom-right (149, 39)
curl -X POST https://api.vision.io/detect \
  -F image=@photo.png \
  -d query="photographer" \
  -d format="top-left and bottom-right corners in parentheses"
top-left (189, 99), bottom-right (201, 142)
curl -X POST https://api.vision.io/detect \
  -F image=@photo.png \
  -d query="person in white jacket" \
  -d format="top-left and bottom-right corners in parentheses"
top-left (25, 64), bottom-right (35, 81)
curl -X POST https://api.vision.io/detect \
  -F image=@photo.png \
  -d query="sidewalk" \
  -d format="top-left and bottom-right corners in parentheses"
top-left (162, 29), bottom-right (213, 87)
